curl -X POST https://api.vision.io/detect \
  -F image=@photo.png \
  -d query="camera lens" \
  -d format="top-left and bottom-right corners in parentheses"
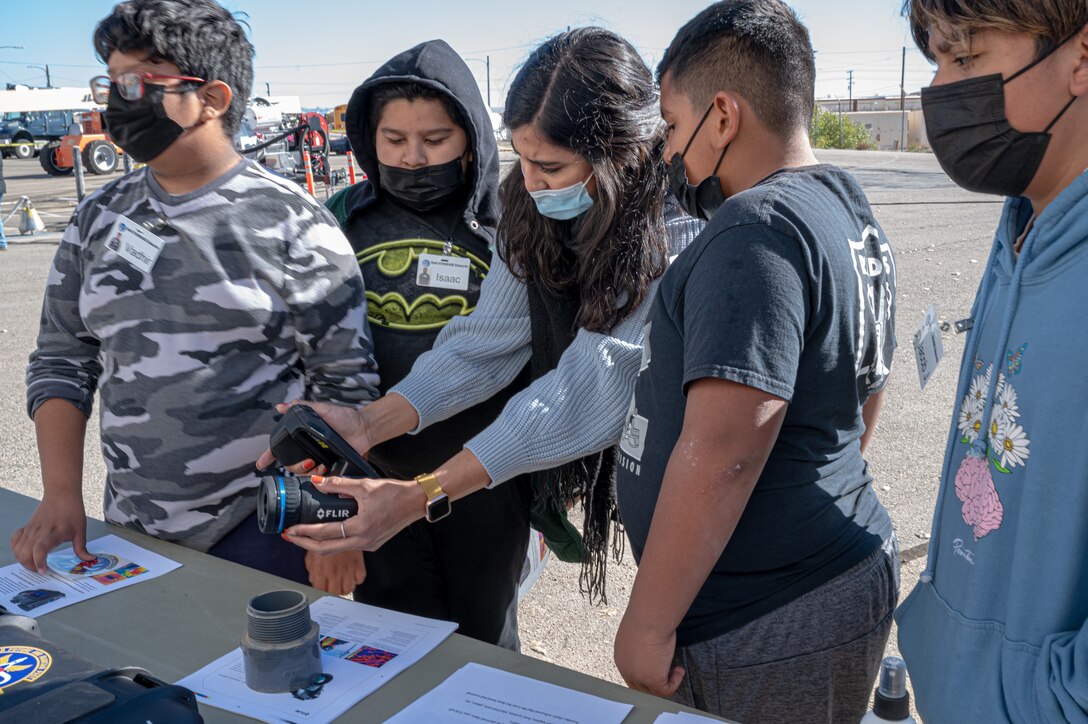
top-left (258, 473), bottom-right (297, 534)
top-left (257, 474), bottom-right (358, 534)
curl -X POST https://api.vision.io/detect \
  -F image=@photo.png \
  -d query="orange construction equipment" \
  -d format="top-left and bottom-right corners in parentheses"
top-left (40, 110), bottom-right (126, 177)
top-left (346, 150), bottom-right (357, 185)
top-left (302, 148), bottom-right (315, 196)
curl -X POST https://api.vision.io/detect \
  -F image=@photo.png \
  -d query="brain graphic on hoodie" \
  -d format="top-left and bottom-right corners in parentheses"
top-left (954, 453), bottom-right (1004, 540)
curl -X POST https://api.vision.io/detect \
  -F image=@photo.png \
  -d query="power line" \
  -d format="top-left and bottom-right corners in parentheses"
top-left (256, 58), bottom-right (387, 69)
top-left (0, 59), bottom-right (98, 69)
top-left (814, 47), bottom-right (927, 56)
top-left (254, 41), bottom-right (538, 71)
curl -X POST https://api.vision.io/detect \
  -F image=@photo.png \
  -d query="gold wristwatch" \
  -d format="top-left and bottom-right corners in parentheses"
top-left (414, 473), bottom-right (451, 523)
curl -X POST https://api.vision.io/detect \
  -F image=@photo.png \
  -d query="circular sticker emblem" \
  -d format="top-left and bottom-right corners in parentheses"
top-left (0, 646), bottom-right (52, 692)
top-left (46, 551), bottom-right (120, 576)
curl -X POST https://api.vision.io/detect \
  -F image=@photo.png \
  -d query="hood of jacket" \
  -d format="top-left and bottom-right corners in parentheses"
top-left (342, 39), bottom-right (500, 245)
top-left (992, 168), bottom-right (1088, 280)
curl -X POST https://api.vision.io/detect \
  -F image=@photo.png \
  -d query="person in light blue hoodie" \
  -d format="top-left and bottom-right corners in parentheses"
top-left (896, 2), bottom-right (1088, 722)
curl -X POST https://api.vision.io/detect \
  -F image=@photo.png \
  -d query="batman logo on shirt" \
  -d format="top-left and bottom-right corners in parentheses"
top-left (357, 239), bottom-right (489, 331)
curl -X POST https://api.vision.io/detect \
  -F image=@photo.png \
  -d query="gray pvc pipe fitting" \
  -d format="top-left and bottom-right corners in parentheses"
top-left (241, 589), bottom-right (321, 693)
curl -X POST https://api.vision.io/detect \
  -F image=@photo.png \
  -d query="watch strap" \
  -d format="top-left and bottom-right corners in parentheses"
top-left (414, 472), bottom-right (444, 502)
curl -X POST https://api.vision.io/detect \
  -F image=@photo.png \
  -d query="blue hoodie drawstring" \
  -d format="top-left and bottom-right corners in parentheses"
top-left (971, 226), bottom-right (1037, 459)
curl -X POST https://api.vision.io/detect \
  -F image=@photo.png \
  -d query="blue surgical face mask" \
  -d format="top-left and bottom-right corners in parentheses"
top-left (529, 174), bottom-right (594, 220)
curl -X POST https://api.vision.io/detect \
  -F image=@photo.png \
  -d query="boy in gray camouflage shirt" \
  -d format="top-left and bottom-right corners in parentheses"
top-left (11, 0), bottom-right (379, 585)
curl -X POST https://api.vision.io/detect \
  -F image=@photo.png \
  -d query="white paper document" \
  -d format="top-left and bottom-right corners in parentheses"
top-left (177, 596), bottom-right (458, 724)
top-left (0, 534), bottom-right (181, 616)
top-left (387, 662), bottom-right (633, 724)
top-left (654, 711), bottom-right (724, 723)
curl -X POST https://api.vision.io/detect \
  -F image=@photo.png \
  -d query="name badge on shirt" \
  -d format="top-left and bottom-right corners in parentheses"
top-left (913, 304), bottom-right (944, 390)
top-left (104, 213), bottom-right (166, 273)
top-left (416, 252), bottom-right (470, 291)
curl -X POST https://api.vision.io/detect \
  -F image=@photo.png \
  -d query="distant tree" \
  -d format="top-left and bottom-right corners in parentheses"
top-left (810, 106), bottom-right (873, 150)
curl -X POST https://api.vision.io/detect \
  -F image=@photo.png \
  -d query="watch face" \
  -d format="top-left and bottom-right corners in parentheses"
top-left (425, 493), bottom-right (451, 523)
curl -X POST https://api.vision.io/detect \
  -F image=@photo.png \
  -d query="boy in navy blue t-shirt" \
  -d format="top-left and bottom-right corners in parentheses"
top-left (613, 2), bottom-right (898, 722)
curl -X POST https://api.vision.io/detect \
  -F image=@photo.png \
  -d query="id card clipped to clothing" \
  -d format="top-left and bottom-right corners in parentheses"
top-left (104, 213), bottom-right (166, 273)
top-left (416, 252), bottom-right (470, 291)
top-left (913, 304), bottom-right (944, 390)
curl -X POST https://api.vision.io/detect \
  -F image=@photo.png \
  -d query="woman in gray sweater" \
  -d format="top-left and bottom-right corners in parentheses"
top-left (263, 28), bottom-right (702, 601)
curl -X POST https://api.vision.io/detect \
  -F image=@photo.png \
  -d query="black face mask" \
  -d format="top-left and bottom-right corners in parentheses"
top-left (668, 104), bottom-right (730, 221)
top-left (103, 84), bottom-right (196, 164)
top-left (379, 155), bottom-right (466, 211)
top-left (921, 34), bottom-right (1078, 198)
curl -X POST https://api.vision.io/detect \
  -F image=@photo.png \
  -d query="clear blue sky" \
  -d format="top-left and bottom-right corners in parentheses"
top-left (0, 0), bottom-right (935, 109)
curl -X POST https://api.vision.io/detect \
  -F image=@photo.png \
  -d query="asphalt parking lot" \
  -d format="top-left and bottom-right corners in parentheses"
top-left (0, 149), bottom-right (1003, 712)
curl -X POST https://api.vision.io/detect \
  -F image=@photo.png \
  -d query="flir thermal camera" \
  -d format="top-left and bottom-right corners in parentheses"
top-left (257, 406), bottom-right (382, 534)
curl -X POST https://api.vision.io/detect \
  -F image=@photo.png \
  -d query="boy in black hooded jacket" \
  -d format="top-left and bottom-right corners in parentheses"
top-left (322, 39), bottom-right (532, 649)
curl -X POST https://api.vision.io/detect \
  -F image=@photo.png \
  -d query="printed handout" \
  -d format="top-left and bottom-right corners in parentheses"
top-left (387, 662), bottom-right (634, 724)
top-left (0, 535), bottom-right (181, 616)
top-left (177, 596), bottom-right (458, 724)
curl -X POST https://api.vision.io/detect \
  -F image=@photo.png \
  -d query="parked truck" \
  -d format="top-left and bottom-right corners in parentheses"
top-left (0, 110), bottom-right (86, 159)
top-left (0, 86), bottom-right (99, 159)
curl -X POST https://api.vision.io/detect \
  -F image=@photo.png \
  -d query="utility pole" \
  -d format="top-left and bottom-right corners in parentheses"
top-left (838, 98), bottom-right (843, 148)
top-left (464, 58), bottom-right (491, 108)
top-left (27, 64), bottom-right (51, 88)
top-left (899, 47), bottom-right (907, 151)
top-left (265, 82), bottom-right (271, 96)
top-left (847, 69), bottom-right (854, 111)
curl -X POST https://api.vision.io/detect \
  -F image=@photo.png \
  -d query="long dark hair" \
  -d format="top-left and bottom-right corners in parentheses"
top-left (499, 28), bottom-right (668, 333)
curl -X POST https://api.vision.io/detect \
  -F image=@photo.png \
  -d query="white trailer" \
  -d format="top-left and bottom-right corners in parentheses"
top-left (0, 86), bottom-right (102, 158)
top-left (0, 86), bottom-right (99, 114)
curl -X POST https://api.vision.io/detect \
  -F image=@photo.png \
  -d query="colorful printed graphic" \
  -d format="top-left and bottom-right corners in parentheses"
top-left (92, 571), bottom-right (125, 585)
top-left (345, 646), bottom-right (397, 668)
top-left (318, 633), bottom-right (398, 667)
top-left (318, 636), bottom-right (354, 658)
top-left (953, 351), bottom-right (1032, 540)
top-left (46, 551), bottom-right (121, 577)
top-left (954, 453), bottom-right (1004, 541)
top-left (115, 563), bottom-right (148, 578)
top-left (1006, 343), bottom-right (1027, 375)
top-left (0, 646), bottom-right (53, 693)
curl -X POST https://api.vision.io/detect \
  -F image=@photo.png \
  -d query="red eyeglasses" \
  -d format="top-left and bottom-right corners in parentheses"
top-left (90, 72), bottom-right (206, 104)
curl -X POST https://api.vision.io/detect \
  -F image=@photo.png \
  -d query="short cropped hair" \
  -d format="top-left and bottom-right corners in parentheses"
top-left (367, 82), bottom-right (466, 137)
top-left (94, 0), bottom-right (254, 136)
top-left (658, 0), bottom-right (816, 139)
top-left (904, 0), bottom-right (1088, 62)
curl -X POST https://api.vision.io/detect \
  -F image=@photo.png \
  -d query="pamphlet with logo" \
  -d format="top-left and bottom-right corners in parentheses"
top-left (0, 534), bottom-right (182, 617)
top-left (177, 596), bottom-right (458, 724)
